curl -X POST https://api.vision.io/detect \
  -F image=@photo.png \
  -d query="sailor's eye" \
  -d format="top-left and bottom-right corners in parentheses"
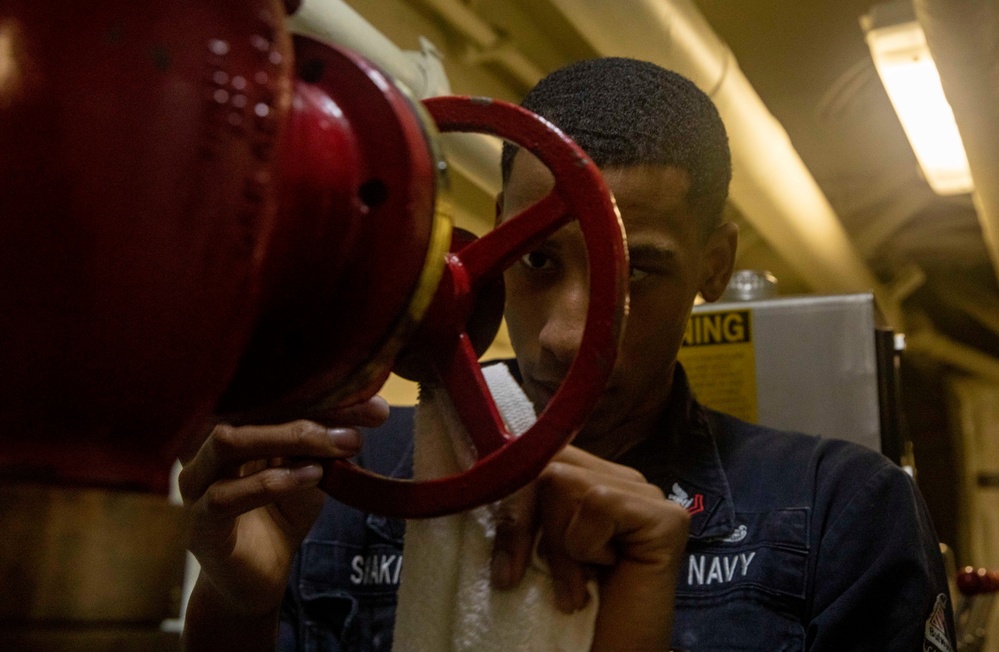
top-left (520, 251), bottom-right (553, 270)
top-left (629, 267), bottom-right (650, 282)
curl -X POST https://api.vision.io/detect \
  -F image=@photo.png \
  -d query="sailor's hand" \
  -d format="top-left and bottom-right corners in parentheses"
top-left (179, 397), bottom-right (388, 616)
top-left (491, 445), bottom-right (689, 651)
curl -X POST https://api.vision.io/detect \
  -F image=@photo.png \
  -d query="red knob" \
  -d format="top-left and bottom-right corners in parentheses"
top-left (957, 566), bottom-right (999, 595)
top-left (958, 567), bottom-right (980, 594)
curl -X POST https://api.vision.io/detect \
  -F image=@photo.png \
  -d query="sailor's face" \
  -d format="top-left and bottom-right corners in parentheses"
top-left (501, 151), bottom-right (714, 448)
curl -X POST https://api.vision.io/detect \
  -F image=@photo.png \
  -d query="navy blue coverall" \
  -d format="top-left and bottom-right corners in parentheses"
top-left (278, 364), bottom-right (956, 651)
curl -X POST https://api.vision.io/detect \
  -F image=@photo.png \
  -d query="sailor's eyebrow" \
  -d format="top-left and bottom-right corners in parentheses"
top-left (628, 241), bottom-right (680, 263)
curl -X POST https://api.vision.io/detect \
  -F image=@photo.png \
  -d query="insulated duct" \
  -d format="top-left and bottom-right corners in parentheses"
top-left (543, 0), bottom-right (899, 326)
top-left (914, 0), bottom-right (999, 289)
top-left (286, 0), bottom-right (503, 193)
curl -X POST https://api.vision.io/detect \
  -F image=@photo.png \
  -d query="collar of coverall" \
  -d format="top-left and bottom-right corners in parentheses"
top-left (497, 359), bottom-right (737, 541)
top-left (612, 363), bottom-right (737, 541)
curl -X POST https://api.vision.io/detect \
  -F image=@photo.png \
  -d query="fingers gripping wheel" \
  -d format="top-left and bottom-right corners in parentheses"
top-left (321, 97), bottom-right (629, 518)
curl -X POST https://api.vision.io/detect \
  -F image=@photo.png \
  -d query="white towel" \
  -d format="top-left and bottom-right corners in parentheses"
top-left (392, 363), bottom-right (598, 652)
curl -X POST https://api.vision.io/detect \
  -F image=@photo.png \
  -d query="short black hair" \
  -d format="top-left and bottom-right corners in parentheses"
top-left (501, 57), bottom-right (732, 234)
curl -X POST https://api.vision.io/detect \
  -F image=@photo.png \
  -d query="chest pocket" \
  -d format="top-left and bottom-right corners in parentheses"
top-left (672, 508), bottom-right (809, 651)
top-left (298, 513), bottom-right (405, 652)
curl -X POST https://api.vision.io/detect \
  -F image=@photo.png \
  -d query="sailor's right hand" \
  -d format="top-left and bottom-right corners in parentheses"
top-left (490, 445), bottom-right (690, 651)
top-left (179, 396), bottom-right (388, 615)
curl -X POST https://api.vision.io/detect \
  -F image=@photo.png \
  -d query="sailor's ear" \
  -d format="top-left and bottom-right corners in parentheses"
top-left (698, 222), bottom-right (739, 303)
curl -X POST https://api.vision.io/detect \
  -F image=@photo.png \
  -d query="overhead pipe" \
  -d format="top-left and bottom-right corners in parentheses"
top-left (286, 0), bottom-right (442, 98)
top-left (285, 0), bottom-right (502, 193)
top-left (914, 0), bottom-right (999, 289)
top-left (414, 0), bottom-right (546, 88)
top-left (542, 0), bottom-right (900, 327)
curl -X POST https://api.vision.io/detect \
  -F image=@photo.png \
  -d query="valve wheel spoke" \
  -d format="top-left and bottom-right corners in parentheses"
top-left (456, 192), bottom-right (568, 286)
top-left (434, 333), bottom-right (510, 457)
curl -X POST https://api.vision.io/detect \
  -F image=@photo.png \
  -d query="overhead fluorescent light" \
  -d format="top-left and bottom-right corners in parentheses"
top-left (862, 3), bottom-right (973, 196)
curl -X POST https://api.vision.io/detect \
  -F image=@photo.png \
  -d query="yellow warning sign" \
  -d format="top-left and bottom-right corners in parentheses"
top-left (677, 309), bottom-right (757, 422)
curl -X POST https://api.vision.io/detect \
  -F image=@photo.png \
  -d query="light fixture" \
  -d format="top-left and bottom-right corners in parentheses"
top-left (861, 1), bottom-right (973, 196)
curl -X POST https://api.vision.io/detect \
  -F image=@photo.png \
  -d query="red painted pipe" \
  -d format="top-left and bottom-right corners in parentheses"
top-left (0, 1), bottom-right (443, 493)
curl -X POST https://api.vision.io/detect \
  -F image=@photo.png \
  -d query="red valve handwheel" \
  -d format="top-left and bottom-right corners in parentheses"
top-left (321, 96), bottom-right (629, 518)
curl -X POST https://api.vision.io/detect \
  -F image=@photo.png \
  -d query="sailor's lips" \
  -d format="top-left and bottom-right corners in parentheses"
top-left (523, 376), bottom-right (560, 407)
